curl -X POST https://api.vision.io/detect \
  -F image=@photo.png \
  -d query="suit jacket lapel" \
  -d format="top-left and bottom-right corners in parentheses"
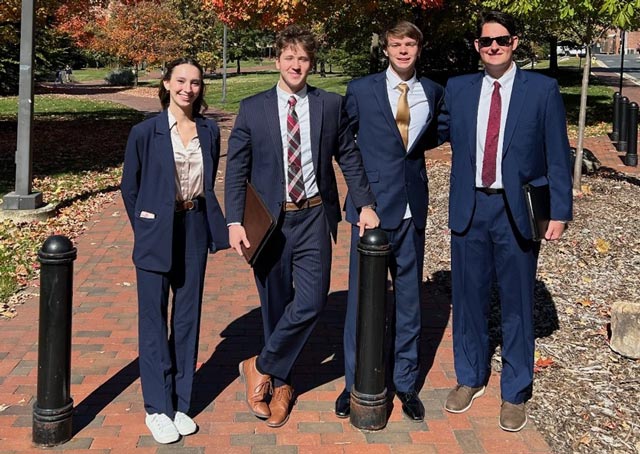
top-left (307, 87), bottom-right (322, 171)
top-left (373, 73), bottom-right (404, 148)
top-left (502, 67), bottom-right (527, 156)
top-left (264, 88), bottom-right (284, 172)
top-left (153, 110), bottom-right (177, 193)
top-left (466, 74), bottom-right (483, 167)
top-left (195, 117), bottom-right (213, 187)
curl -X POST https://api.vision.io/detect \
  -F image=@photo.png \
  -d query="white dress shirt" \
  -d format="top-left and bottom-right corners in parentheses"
top-left (475, 62), bottom-right (516, 189)
top-left (385, 67), bottom-right (430, 219)
top-left (276, 84), bottom-right (319, 202)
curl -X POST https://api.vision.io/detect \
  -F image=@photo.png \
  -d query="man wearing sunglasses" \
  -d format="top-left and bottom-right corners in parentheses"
top-left (438, 11), bottom-right (572, 431)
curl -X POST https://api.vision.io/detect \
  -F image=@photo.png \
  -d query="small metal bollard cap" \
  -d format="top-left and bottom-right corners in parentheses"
top-left (357, 228), bottom-right (390, 255)
top-left (38, 235), bottom-right (77, 263)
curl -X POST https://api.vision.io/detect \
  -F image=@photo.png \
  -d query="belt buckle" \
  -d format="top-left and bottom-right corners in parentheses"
top-left (184, 200), bottom-right (195, 210)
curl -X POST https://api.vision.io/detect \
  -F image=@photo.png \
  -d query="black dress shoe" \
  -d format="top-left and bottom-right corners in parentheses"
top-left (396, 391), bottom-right (425, 422)
top-left (334, 389), bottom-right (350, 418)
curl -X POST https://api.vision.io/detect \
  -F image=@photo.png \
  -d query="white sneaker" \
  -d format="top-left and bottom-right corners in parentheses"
top-left (173, 411), bottom-right (198, 436)
top-left (145, 413), bottom-right (180, 444)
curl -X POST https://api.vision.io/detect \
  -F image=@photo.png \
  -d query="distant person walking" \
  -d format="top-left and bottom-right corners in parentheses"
top-left (64, 65), bottom-right (72, 83)
top-left (121, 57), bottom-right (229, 444)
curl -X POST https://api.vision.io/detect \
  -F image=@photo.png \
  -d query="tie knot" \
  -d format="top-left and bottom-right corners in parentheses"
top-left (493, 81), bottom-right (501, 90)
top-left (397, 83), bottom-right (409, 94)
top-left (288, 96), bottom-right (297, 107)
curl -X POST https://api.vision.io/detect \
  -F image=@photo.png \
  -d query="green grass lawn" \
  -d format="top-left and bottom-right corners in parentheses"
top-left (70, 67), bottom-right (154, 83)
top-left (70, 67), bottom-right (113, 82)
top-left (0, 95), bottom-right (141, 120)
top-left (205, 73), bottom-right (350, 113)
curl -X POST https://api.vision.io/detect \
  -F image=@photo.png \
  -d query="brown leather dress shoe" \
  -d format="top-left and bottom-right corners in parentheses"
top-left (239, 356), bottom-right (271, 418)
top-left (266, 384), bottom-right (294, 428)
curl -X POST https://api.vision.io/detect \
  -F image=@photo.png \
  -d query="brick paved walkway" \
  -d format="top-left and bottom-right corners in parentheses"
top-left (2, 68), bottom-right (638, 453)
top-left (0, 167), bottom-right (551, 454)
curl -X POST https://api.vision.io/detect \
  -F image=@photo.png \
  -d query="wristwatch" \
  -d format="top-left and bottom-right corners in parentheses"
top-left (362, 204), bottom-right (376, 211)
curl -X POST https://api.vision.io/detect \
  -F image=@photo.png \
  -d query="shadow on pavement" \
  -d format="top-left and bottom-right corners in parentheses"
top-left (72, 359), bottom-right (140, 436)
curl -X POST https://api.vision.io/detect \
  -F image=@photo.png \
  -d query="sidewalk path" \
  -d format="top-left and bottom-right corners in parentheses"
top-left (7, 73), bottom-right (633, 453)
top-left (588, 62), bottom-right (640, 175)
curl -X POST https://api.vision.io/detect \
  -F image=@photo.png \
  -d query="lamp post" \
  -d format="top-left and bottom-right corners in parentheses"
top-left (619, 30), bottom-right (626, 95)
top-left (2, 0), bottom-right (43, 211)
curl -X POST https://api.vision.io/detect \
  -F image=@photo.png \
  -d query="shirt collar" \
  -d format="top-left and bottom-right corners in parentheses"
top-left (484, 61), bottom-right (516, 88)
top-left (276, 84), bottom-right (308, 105)
top-left (167, 109), bottom-right (178, 130)
top-left (386, 66), bottom-right (417, 91)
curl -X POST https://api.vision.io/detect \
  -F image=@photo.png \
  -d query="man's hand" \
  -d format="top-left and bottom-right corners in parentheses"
top-left (544, 220), bottom-right (566, 241)
top-left (229, 224), bottom-right (250, 255)
top-left (357, 207), bottom-right (380, 237)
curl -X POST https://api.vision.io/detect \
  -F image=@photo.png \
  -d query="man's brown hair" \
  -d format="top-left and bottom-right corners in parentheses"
top-left (380, 21), bottom-right (423, 49)
top-left (275, 25), bottom-right (318, 64)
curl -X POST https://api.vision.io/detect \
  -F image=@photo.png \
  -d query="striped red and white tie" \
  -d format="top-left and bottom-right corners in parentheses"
top-left (287, 96), bottom-right (306, 203)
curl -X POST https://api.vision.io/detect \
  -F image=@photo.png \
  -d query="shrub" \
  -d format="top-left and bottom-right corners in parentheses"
top-left (104, 68), bottom-right (135, 86)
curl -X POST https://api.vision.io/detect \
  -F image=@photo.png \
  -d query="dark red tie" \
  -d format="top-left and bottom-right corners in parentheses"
top-left (482, 81), bottom-right (501, 187)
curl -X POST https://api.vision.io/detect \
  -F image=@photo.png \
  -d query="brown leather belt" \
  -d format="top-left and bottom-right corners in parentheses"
top-left (175, 197), bottom-right (205, 212)
top-left (475, 187), bottom-right (504, 195)
top-left (283, 194), bottom-right (323, 212)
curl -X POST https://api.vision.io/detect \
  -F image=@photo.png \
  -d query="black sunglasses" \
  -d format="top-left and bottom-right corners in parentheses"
top-left (477, 35), bottom-right (513, 48)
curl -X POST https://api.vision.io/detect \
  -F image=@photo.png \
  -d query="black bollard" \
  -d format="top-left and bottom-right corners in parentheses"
top-left (626, 102), bottom-right (638, 167)
top-left (350, 228), bottom-right (390, 431)
top-left (612, 92), bottom-right (621, 142)
top-left (617, 96), bottom-right (630, 152)
top-left (33, 235), bottom-right (77, 446)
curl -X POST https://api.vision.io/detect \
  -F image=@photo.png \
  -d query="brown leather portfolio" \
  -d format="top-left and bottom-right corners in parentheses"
top-left (241, 182), bottom-right (277, 266)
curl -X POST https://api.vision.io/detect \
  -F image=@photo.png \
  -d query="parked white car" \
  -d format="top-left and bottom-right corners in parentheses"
top-left (568, 47), bottom-right (587, 57)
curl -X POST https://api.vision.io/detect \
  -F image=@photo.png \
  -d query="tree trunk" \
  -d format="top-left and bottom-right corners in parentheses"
top-left (549, 36), bottom-right (558, 74)
top-left (370, 33), bottom-right (380, 74)
top-left (573, 45), bottom-right (591, 193)
top-left (236, 58), bottom-right (240, 74)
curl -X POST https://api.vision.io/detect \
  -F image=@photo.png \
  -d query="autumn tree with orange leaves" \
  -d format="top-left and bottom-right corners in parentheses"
top-left (78, 1), bottom-right (183, 78)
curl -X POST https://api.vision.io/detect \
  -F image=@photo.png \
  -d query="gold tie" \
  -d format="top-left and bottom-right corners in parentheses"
top-left (396, 82), bottom-right (410, 149)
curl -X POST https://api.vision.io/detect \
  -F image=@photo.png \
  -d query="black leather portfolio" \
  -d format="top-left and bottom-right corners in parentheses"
top-left (523, 182), bottom-right (550, 242)
top-left (241, 182), bottom-right (277, 266)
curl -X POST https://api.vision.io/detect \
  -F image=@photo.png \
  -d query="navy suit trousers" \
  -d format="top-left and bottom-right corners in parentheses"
top-left (343, 218), bottom-right (424, 393)
top-left (451, 191), bottom-right (540, 404)
top-left (253, 205), bottom-right (331, 387)
top-left (136, 208), bottom-right (208, 416)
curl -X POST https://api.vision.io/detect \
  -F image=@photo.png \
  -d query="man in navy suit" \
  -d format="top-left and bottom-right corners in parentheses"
top-left (225, 25), bottom-right (379, 428)
top-left (338, 21), bottom-right (444, 422)
top-left (438, 11), bottom-right (573, 431)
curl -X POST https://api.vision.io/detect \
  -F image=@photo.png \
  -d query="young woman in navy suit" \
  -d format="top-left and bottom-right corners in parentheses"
top-left (121, 58), bottom-right (229, 443)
